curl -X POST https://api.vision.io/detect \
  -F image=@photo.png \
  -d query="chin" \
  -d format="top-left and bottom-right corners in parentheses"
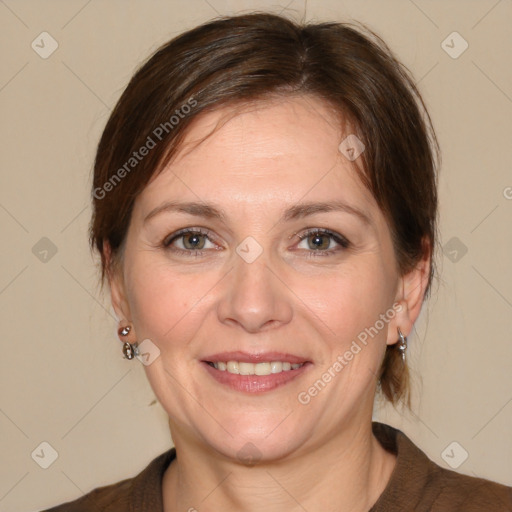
top-left (199, 415), bottom-right (309, 465)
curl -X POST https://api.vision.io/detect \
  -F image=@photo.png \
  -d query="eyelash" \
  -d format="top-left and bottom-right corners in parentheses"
top-left (295, 228), bottom-right (350, 257)
top-left (162, 227), bottom-right (351, 258)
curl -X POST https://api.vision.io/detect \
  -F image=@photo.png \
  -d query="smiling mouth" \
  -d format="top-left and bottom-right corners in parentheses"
top-left (205, 360), bottom-right (307, 376)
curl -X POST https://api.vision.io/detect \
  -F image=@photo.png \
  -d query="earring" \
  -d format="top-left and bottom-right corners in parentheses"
top-left (397, 327), bottom-right (407, 362)
top-left (119, 325), bottom-right (130, 336)
top-left (118, 325), bottom-right (138, 360)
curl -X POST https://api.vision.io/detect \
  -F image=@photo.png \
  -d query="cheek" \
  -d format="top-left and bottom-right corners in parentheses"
top-left (126, 257), bottom-right (221, 351)
top-left (291, 258), bottom-right (396, 400)
top-left (293, 259), bottom-right (394, 339)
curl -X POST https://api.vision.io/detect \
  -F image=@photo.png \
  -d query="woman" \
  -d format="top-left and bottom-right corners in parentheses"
top-left (46, 12), bottom-right (511, 512)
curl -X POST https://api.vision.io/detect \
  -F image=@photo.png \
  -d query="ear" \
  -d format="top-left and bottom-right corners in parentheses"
top-left (386, 245), bottom-right (431, 346)
top-left (104, 241), bottom-right (132, 325)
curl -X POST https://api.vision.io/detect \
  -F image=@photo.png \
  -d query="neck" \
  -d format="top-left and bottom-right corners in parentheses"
top-left (162, 419), bottom-right (396, 512)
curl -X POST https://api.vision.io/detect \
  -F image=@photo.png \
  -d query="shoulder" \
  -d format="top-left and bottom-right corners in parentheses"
top-left (371, 422), bottom-right (512, 512)
top-left (42, 448), bottom-right (176, 512)
top-left (42, 478), bottom-right (133, 512)
top-left (435, 470), bottom-right (512, 510)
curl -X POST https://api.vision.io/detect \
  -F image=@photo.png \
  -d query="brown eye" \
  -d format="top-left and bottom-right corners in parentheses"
top-left (295, 228), bottom-right (350, 255)
top-left (307, 233), bottom-right (331, 250)
top-left (182, 232), bottom-right (206, 250)
top-left (164, 229), bottom-right (216, 253)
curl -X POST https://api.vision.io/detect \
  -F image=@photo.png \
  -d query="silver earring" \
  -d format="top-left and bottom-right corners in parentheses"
top-left (118, 325), bottom-right (138, 360)
top-left (119, 326), bottom-right (131, 336)
top-left (397, 328), bottom-right (407, 362)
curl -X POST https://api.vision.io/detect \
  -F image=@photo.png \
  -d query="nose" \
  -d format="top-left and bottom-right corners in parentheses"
top-left (216, 249), bottom-right (293, 333)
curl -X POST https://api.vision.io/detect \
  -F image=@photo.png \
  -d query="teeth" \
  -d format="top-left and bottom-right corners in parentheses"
top-left (226, 361), bottom-right (239, 374)
top-left (270, 361), bottom-right (282, 373)
top-left (211, 360), bottom-right (305, 376)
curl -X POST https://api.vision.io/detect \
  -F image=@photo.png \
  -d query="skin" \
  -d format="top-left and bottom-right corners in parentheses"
top-left (106, 95), bottom-right (430, 512)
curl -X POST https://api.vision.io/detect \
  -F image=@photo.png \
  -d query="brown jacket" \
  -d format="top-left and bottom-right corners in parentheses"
top-left (44, 422), bottom-right (512, 511)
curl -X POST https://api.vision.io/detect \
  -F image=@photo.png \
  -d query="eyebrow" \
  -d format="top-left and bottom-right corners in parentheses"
top-left (143, 200), bottom-right (372, 226)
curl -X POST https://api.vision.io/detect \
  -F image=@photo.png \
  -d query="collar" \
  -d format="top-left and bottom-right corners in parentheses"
top-left (127, 422), bottom-right (439, 512)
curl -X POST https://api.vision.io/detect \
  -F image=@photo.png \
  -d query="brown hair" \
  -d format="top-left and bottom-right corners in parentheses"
top-left (89, 12), bottom-right (439, 405)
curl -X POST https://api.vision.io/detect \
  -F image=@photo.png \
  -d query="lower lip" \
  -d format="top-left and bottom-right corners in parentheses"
top-left (202, 361), bottom-right (311, 393)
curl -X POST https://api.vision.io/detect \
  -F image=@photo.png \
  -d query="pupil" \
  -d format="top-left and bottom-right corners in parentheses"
top-left (185, 234), bottom-right (204, 250)
top-left (310, 234), bottom-right (328, 250)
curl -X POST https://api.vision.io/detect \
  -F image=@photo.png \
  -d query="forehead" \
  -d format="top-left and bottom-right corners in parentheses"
top-left (168, 96), bottom-right (347, 171)
top-left (137, 96), bottom-right (376, 217)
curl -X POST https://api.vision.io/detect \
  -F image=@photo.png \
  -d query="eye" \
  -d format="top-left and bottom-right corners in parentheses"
top-left (162, 227), bottom-right (350, 258)
top-left (163, 228), bottom-right (217, 255)
top-left (295, 228), bottom-right (350, 256)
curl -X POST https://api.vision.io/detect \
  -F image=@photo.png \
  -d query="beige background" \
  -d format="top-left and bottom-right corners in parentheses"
top-left (1, 0), bottom-right (511, 510)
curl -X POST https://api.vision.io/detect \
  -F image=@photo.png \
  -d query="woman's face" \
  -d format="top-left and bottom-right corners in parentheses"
top-left (110, 96), bottom-right (420, 461)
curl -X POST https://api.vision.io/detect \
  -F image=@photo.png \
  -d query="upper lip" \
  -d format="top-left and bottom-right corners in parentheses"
top-left (202, 351), bottom-right (310, 364)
